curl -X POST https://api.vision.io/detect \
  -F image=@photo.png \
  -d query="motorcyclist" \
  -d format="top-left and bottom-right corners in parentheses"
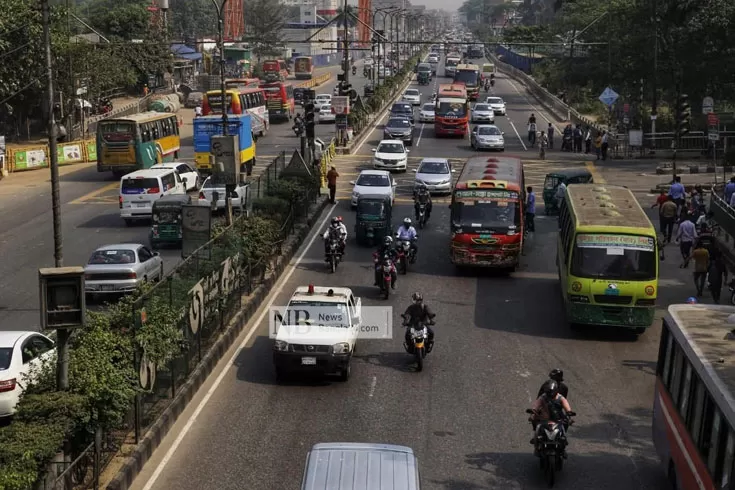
top-left (490, 73), bottom-right (495, 87)
top-left (373, 236), bottom-right (398, 288)
top-left (322, 217), bottom-right (347, 257)
top-left (352, 65), bottom-right (357, 75)
top-left (484, 78), bottom-right (490, 91)
top-left (395, 218), bottom-right (418, 262)
top-left (537, 369), bottom-right (569, 399)
top-left (402, 292), bottom-right (435, 353)
top-left (529, 380), bottom-right (573, 446)
top-left (293, 113), bottom-right (304, 134)
top-left (413, 183), bottom-right (432, 222)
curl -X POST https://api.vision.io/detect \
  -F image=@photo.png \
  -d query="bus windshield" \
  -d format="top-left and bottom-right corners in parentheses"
top-left (99, 121), bottom-right (135, 142)
top-left (455, 70), bottom-right (479, 87)
top-left (436, 102), bottom-right (466, 117)
top-left (452, 200), bottom-right (520, 228)
top-left (571, 233), bottom-right (657, 280)
top-left (445, 58), bottom-right (459, 67)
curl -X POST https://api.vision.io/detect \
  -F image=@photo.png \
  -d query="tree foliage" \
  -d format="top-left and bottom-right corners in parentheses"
top-left (169, 0), bottom-right (217, 41)
top-left (244, 0), bottom-right (287, 60)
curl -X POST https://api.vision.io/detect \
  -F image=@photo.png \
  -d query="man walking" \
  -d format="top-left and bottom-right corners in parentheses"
top-left (326, 166), bottom-right (339, 204)
top-left (676, 213), bottom-right (697, 268)
top-left (690, 241), bottom-right (709, 296)
top-left (526, 186), bottom-right (536, 232)
top-left (547, 123), bottom-right (554, 150)
top-left (573, 124), bottom-right (583, 153)
top-left (659, 196), bottom-right (678, 243)
top-left (708, 252), bottom-right (728, 303)
top-left (584, 126), bottom-right (592, 154)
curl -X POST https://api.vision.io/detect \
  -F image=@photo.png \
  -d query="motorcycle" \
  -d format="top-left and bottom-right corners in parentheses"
top-left (490, 79), bottom-right (495, 87)
top-left (325, 238), bottom-right (342, 273)
top-left (373, 253), bottom-right (394, 299)
top-left (402, 314), bottom-right (430, 371)
top-left (394, 238), bottom-right (416, 274)
top-left (416, 203), bottom-right (428, 229)
top-left (526, 409), bottom-right (576, 487)
top-left (292, 122), bottom-right (304, 137)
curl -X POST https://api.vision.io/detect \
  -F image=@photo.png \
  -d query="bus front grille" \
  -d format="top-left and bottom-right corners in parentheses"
top-left (594, 295), bottom-right (633, 305)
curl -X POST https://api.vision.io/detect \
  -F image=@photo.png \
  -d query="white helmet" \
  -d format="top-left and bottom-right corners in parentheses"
top-left (403, 217), bottom-right (412, 226)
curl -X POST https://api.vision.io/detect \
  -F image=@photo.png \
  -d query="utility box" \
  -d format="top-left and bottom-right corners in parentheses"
top-left (38, 267), bottom-right (86, 330)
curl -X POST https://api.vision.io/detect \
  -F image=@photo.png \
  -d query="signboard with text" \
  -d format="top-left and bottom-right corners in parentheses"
top-left (182, 205), bottom-right (212, 258)
top-left (210, 135), bottom-right (240, 186)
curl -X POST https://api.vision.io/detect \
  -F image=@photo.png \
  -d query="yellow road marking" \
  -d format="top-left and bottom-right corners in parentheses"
top-left (585, 160), bottom-right (606, 184)
top-left (69, 182), bottom-right (119, 204)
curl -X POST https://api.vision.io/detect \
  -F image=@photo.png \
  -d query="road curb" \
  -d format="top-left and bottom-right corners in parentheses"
top-left (656, 163), bottom-right (730, 175)
top-left (106, 196), bottom-right (329, 490)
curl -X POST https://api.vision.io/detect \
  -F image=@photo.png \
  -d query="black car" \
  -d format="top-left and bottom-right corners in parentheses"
top-left (390, 102), bottom-right (414, 123)
top-left (383, 117), bottom-right (414, 146)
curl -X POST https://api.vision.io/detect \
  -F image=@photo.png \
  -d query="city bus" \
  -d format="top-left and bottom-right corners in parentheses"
top-left (654, 304), bottom-right (735, 490)
top-left (450, 156), bottom-right (525, 270)
top-left (239, 87), bottom-right (269, 137)
top-left (445, 54), bottom-right (461, 77)
top-left (293, 56), bottom-right (313, 79)
top-left (435, 84), bottom-right (469, 137)
top-left (262, 59), bottom-right (289, 82)
top-left (96, 112), bottom-right (180, 177)
top-left (557, 184), bottom-right (658, 333)
top-left (454, 64), bottom-right (481, 100)
top-left (202, 89), bottom-right (241, 115)
top-left (225, 78), bottom-right (260, 90)
top-left (260, 81), bottom-right (295, 121)
top-left (192, 113), bottom-right (255, 174)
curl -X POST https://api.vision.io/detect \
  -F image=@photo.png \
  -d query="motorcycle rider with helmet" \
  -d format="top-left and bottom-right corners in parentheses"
top-left (537, 369), bottom-right (569, 399)
top-left (322, 217), bottom-right (347, 257)
top-left (413, 183), bottom-right (432, 223)
top-left (402, 292), bottom-right (435, 353)
top-left (395, 218), bottom-right (418, 262)
top-left (373, 236), bottom-right (398, 288)
top-left (529, 379), bottom-right (573, 446)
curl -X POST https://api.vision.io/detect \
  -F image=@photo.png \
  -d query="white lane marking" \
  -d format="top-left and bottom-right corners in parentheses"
top-left (140, 203), bottom-right (337, 490)
top-left (504, 76), bottom-right (561, 134)
top-left (369, 376), bottom-right (377, 397)
top-left (507, 119), bottom-right (528, 151)
top-left (416, 123), bottom-right (425, 147)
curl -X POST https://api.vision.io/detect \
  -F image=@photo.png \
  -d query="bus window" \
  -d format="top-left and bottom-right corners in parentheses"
top-left (678, 362), bottom-right (692, 416)
top-left (690, 380), bottom-right (706, 446)
top-left (707, 409), bottom-right (723, 476)
top-left (141, 123), bottom-right (151, 142)
top-left (669, 345), bottom-right (684, 405)
top-left (721, 430), bottom-right (735, 488)
top-left (661, 330), bottom-right (673, 386)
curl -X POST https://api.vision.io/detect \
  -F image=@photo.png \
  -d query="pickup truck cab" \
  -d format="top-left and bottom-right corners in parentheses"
top-left (273, 285), bottom-right (361, 382)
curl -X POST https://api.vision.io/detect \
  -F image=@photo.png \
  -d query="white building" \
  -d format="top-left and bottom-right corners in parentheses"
top-left (279, 0), bottom-right (337, 17)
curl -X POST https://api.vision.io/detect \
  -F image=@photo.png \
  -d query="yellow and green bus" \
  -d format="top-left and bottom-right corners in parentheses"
top-left (96, 112), bottom-right (181, 177)
top-left (557, 184), bottom-right (658, 334)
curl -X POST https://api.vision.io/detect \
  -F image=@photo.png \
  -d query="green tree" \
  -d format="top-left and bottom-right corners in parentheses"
top-left (244, 0), bottom-right (287, 62)
top-left (169, 0), bottom-right (217, 40)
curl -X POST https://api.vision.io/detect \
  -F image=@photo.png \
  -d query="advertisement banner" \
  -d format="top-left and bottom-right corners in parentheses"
top-left (14, 148), bottom-right (48, 170)
top-left (57, 143), bottom-right (84, 165)
top-left (86, 140), bottom-right (97, 162)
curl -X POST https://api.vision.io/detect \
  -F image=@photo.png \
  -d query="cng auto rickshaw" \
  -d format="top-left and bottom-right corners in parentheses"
top-left (355, 194), bottom-right (393, 246)
top-left (417, 71), bottom-right (430, 85)
top-left (150, 194), bottom-right (193, 248)
top-left (542, 168), bottom-right (593, 215)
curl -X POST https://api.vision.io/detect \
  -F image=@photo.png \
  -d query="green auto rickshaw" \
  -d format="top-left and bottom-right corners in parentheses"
top-left (355, 194), bottom-right (393, 246)
top-left (150, 194), bottom-right (193, 248)
top-left (542, 168), bottom-right (593, 215)
top-left (417, 71), bottom-right (430, 85)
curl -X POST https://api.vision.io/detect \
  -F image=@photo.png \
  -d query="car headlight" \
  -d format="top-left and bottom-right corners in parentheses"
top-left (332, 342), bottom-right (350, 354)
top-left (274, 340), bottom-right (289, 351)
top-left (353, 191), bottom-right (360, 198)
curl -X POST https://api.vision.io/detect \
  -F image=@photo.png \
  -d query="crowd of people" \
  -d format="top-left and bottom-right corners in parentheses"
top-left (525, 114), bottom-right (611, 161)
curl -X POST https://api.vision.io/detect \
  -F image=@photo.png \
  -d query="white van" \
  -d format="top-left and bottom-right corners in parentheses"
top-left (119, 168), bottom-right (186, 224)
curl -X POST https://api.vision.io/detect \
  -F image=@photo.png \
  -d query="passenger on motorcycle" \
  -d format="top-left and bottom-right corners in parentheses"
top-left (537, 369), bottom-right (569, 399)
top-left (402, 292), bottom-right (435, 353)
top-left (374, 236), bottom-right (398, 287)
top-left (396, 218), bottom-right (418, 261)
top-left (322, 217), bottom-right (347, 257)
top-left (529, 380), bottom-right (573, 445)
top-left (413, 184), bottom-right (432, 222)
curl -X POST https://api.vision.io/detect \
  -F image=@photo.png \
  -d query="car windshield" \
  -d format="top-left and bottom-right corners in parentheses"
top-left (454, 70), bottom-right (479, 87)
top-left (387, 119), bottom-right (411, 129)
top-left (357, 200), bottom-right (385, 216)
top-left (570, 233), bottom-right (657, 280)
top-left (356, 174), bottom-right (390, 186)
top-left (202, 178), bottom-right (219, 188)
top-left (405, 90), bottom-right (419, 96)
top-left (421, 104), bottom-right (434, 112)
top-left (377, 143), bottom-right (405, 154)
top-left (451, 190), bottom-right (521, 228)
top-left (391, 104), bottom-right (410, 112)
top-left (122, 178), bottom-right (159, 194)
top-left (474, 104), bottom-right (490, 111)
top-left (0, 348), bottom-right (11, 370)
top-left (419, 161), bottom-right (449, 174)
top-left (436, 102), bottom-right (466, 117)
top-left (281, 301), bottom-right (349, 327)
top-left (88, 249), bottom-right (136, 264)
top-left (477, 126), bottom-right (501, 136)
top-left (487, 97), bottom-right (503, 104)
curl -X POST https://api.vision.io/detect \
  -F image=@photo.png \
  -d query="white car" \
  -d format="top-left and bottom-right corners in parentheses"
top-left (273, 285), bottom-right (362, 381)
top-left (471, 124), bottom-right (506, 151)
top-left (372, 140), bottom-right (409, 172)
top-left (403, 89), bottom-right (421, 106)
top-left (315, 94), bottom-right (332, 105)
top-left (418, 103), bottom-right (435, 123)
top-left (84, 243), bottom-right (164, 296)
top-left (0, 331), bottom-right (56, 418)
top-left (150, 162), bottom-right (200, 191)
top-left (485, 96), bottom-right (507, 115)
top-left (471, 103), bottom-right (496, 123)
top-left (318, 104), bottom-right (336, 123)
top-left (414, 158), bottom-right (454, 194)
top-left (350, 169), bottom-right (397, 207)
top-left (197, 175), bottom-right (249, 211)
top-left (428, 55), bottom-right (439, 63)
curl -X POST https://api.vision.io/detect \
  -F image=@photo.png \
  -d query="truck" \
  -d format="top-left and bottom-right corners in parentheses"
top-left (293, 56), bottom-right (313, 80)
top-left (192, 113), bottom-right (255, 175)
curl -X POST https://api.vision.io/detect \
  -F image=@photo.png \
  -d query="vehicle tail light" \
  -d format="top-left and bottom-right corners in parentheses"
top-left (119, 195), bottom-right (123, 209)
top-left (199, 192), bottom-right (206, 200)
top-left (127, 272), bottom-right (137, 279)
top-left (146, 187), bottom-right (160, 194)
top-left (0, 378), bottom-right (17, 393)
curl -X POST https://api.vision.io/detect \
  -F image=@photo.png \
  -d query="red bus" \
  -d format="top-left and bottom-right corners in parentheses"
top-left (262, 59), bottom-right (289, 82)
top-left (260, 82), bottom-right (295, 121)
top-left (654, 304), bottom-right (735, 490)
top-left (434, 84), bottom-right (469, 137)
top-left (293, 56), bottom-right (313, 80)
top-left (450, 156), bottom-right (526, 270)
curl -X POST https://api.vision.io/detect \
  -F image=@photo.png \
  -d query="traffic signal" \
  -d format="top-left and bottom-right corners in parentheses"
top-left (304, 101), bottom-right (315, 139)
top-left (677, 93), bottom-right (691, 137)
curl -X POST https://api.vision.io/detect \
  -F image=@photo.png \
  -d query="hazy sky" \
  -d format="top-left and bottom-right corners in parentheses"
top-left (410, 0), bottom-right (455, 12)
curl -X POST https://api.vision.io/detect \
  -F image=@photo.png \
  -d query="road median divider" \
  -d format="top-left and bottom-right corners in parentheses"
top-left (295, 72), bottom-right (332, 89)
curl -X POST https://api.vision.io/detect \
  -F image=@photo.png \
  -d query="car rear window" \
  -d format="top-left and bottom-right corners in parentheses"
top-left (88, 249), bottom-right (136, 265)
top-left (0, 348), bottom-right (11, 370)
top-left (122, 178), bottom-right (159, 194)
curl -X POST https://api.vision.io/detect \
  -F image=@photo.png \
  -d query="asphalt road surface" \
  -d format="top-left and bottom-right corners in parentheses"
top-left (127, 56), bottom-right (688, 490)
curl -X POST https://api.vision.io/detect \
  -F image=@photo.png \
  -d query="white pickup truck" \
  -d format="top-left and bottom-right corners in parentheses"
top-left (273, 285), bottom-right (362, 382)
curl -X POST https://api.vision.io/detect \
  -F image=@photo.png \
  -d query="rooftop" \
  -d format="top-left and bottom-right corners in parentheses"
top-left (567, 184), bottom-right (653, 229)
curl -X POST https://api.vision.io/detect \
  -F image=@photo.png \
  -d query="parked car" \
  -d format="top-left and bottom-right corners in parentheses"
top-left (418, 103), bottom-right (435, 123)
top-left (197, 175), bottom-right (249, 212)
top-left (318, 104), bottom-right (336, 123)
top-left (0, 331), bottom-right (56, 418)
top-left (485, 96), bottom-right (507, 115)
top-left (413, 158), bottom-right (454, 194)
top-left (471, 124), bottom-right (505, 151)
top-left (350, 169), bottom-right (397, 207)
top-left (372, 140), bottom-right (409, 172)
top-left (383, 117), bottom-right (414, 146)
top-left (471, 103), bottom-right (496, 123)
top-left (84, 243), bottom-right (164, 296)
top-left (150, 162), bottom-right (200, 191)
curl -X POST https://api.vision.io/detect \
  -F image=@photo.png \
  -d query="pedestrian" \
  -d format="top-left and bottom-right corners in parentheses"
top-left (528, 121), bottom-right (537, 146)
top-left (143, 84), bottom-right (149, 97)
top-left (601, 130), bottom-right (609, 160)
top-left (725, 176), bottom-right (735, 204)
top-left (573, 124), bottom-right (583, 153)
top-left (668, 176), bottom-right (686, 218)
top-left (651, 190), bottom-right (667, 214)
top-left (659, 196), bottom-right (678, 243)
top-left (555, 180), bottom-right (567, 212)
top-left (676, 213), bottom-right (698, 268)
top-left (326, 166), bottom-right (339, 204)
top-left (547, 123), bottom-right (554, 149)
top-left (689, 241), bottom-right (710, 296)
top-left (526, 186), bottom-right (536, 232)
top-left (584, 127), bottom-right (592, 154)
top-left (194, 104), bottom-right (202, 117)
top-left (594, 132), bottom-right (602, 160)
top-left (708, 252), bottom-right (728, 303)
top-left (539, 131), bottom-right (548, 160)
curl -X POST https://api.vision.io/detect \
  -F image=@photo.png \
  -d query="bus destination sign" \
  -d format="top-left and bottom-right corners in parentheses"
top-left (455, 189), bottom-right (519, 200)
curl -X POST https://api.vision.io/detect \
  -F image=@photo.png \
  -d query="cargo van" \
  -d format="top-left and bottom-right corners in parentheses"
top-left (301, 443), bottom-right (421, 490)
top-left (119, 168), bottom-right (186, 225)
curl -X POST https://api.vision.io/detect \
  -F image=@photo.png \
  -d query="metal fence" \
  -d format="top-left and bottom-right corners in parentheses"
top-left (250, 151), bottom-right (288, 199)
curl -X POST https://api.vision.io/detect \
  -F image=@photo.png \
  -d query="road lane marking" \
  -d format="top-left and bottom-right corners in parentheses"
top-left (416, 123), bottom-right (425, 147)
top-left (584, 160), bottom-right (606, 184)
top-left (140, 202), bottom-right (336, 490)
top-left (503, 76), bottom-right (562, 134)
top-left (69, 182), bottom-right (119, 204)
top-left (369, 376), bottom-right (377, 397)
top-left (507, 119), bottom-right (528, 151)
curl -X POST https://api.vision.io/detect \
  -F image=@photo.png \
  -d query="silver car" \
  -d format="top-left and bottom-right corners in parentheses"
top-left (84, 244), bottom-right (164, 296)
top-left (471, 125), bottom-right (505, 151)
top-left (471, 103), bottom-right (495, 123)
top-left (414, 158), bottom-right (454, 194)
top-left (418, 103), bottom-right (435, 123)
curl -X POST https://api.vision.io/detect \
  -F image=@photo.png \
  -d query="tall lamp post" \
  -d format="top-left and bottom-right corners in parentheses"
top-left (377, 7), bottom-right (398, 86)
top-left (386, 9), bottom-right (405, 73)
top-left (211, 0), bottom-right (230, 135)
top-left (372, 7), bottom-right (395, 87)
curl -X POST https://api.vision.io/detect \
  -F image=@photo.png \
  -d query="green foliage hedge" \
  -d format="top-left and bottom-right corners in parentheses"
top-left (0, 172), bottom-right (316, 488)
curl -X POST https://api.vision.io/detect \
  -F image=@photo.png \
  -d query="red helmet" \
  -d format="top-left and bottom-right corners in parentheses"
top-left (337, 216), bottom-right (343, 222)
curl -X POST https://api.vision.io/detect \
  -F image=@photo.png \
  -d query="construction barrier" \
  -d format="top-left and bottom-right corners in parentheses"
top-left (296, 72), bottom-right (331, 89)
top-left (6, 139), bottom-right (98, 172)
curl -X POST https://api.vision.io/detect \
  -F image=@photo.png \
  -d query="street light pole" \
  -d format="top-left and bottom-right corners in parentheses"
top-left (342, 0), bottom-right (350, 83)
top-left (211, 0), bottom-right (229, 135)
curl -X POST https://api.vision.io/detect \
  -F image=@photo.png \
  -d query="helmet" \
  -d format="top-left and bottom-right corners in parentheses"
top-left (687, 297), bottom-right (698, 304)
top-left (337, 216), bottom-right (343, 222)
top-left (331, 217), bottom-right (339, 226)
top-left (403, 217), bottom-right (412, 226)
top-left (417, 183), bottom-right (428, 192)
top-left (549, 369), bottom-right (564, 382)
top-left (541, 379), bottom-right (559, 398)
top-left (383, 236), bottom-right (393, 246)
top-left (411, 292), bottom-right (423, 303)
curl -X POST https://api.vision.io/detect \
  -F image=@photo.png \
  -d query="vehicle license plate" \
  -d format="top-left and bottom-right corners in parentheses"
top-left (135, 202), bottom-right (147, 208)
top-left (302, 357), bottom-right (316, 365)
top-left (100, 285), bottom-right (116, 291)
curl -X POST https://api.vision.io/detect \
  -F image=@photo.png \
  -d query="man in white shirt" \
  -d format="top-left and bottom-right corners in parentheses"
top-left (555, 181), bottom-right (567, 212)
